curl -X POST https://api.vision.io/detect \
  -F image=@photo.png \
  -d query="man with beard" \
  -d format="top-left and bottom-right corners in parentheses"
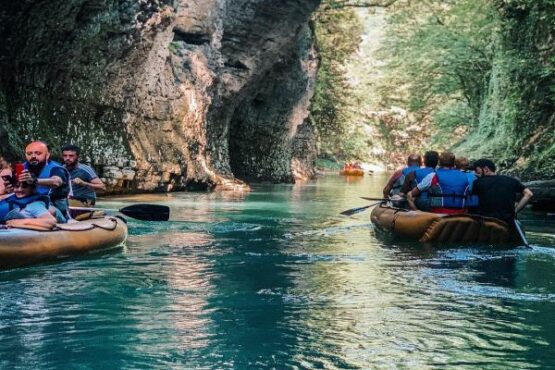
top-left (12, 141), bottom-right (71, 222)
top-left (62, 144), bottom-right (105, 206)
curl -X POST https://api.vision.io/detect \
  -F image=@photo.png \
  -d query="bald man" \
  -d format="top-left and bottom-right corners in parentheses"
top-left (18, 141), bottom-right (71, 222)
top-left (382, 154), bottom-right (422, 199)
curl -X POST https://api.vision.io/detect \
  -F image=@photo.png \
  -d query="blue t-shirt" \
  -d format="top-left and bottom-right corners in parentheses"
top-left (67, 164), bottom-right (99, 201)
top-left (2, 201), bottom-right (50, 221)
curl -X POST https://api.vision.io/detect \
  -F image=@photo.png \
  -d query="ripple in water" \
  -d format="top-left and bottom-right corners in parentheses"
top-left (1, 176), bottom-right (555, 368)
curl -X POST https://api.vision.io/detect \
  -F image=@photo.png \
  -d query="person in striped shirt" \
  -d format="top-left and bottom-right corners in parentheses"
top-left (62, 144), bottom-right (106, 206)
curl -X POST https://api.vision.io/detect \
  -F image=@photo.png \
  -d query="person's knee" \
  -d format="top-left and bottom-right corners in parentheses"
top-left (49, 206), bottom-right (67, 224)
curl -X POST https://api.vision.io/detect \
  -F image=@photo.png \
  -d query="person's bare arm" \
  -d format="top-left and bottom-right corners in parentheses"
top-left (382, 170), bottom-right (401, 198)
top-left (37, 176), bottom-right (63, 188)
top-left (515, 188), bottom-right (533, 214)
top-left (73, 177), bottom-right (106, 192)
top-left (6, 212), bottom-right (57, 229)
top-left (19, 170), bottom-right (62, 188)
top-left (383, 176), bottom-right (395, 198)
top-left (407, 188), bottom-right (420, 211)
top-left (400, 172), bottom-right (416, 195)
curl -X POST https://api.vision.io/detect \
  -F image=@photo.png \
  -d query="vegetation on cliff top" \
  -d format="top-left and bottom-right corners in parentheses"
top-left (312, 0), bottom-right (555, 178)
top-left (310, 5), bottom-right (364, 161)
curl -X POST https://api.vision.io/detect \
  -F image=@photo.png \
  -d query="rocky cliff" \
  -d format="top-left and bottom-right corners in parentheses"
top-left (0, 0), bottom-right (320, 193)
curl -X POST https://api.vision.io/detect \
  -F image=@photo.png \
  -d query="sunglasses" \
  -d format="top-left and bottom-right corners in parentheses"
top-left (14, 182), bottom-right (32, 189)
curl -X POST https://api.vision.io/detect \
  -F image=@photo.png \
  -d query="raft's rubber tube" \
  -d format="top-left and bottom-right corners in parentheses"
top-left (340, 169), bottom-right (364, 176)
top-left (371, 204), bottom-right (518, 244)
top-left (0, 217), bottom-right (128, 269)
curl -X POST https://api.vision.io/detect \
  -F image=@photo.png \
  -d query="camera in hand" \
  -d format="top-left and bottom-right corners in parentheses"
top-left (14, 162), bottom-right (25, 178)
top-left (1, 174), bottom-right (15, 185)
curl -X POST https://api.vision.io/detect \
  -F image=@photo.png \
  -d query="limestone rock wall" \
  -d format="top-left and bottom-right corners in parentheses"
top-left (0, 0), bottom-right (320, 193)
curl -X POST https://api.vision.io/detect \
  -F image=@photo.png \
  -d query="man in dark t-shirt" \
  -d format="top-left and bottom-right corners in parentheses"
top-left (472, 159), bottom-right (533, 223)
top-left (62, 144), bottom-right (106, 206)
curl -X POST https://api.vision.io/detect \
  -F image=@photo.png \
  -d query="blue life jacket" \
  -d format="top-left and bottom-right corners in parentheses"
top-left (24, 160), bottom-right (71, 200)
top-left (429, 168), bottom-right (470, 209)
top-left (0, 194), bottom-right (50, 221)
top-left (463, 171), bottom-right (479, 208)
top-left (413, 167), bottom-right (435, 200)
top-left (391, 165), bottom-right (420, 195)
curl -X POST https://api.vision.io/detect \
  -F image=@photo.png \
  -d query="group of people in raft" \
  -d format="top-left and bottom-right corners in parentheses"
top-left (382, 151), bottom-right (534, 225)
top-left (0, 141), bottom-right (105, 229)
top-left (342, 162), bottom-right (363, 171)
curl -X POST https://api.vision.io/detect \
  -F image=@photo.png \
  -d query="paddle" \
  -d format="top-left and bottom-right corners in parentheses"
top-left (514, 219), bottom-right (531, 248)
top-left (360, 197), bottom-right (389, 202)
top-left (70, 204), bottom-right (170, 221)
top-left (340, 201), bottom-right (383, 216)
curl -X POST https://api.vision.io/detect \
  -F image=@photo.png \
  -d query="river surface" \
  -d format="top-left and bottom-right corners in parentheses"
top-left (1, 174), bottom-right (555, 369)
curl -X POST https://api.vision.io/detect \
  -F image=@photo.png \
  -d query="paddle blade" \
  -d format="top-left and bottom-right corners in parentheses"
top-left (119, 204), bottom-right (170, 221)
top-left (340, 205), bottom-right (372, 216)
top-left (360, 197), bottom-right (388, 202)
top-left (514, 219), bottom-right (530, 248)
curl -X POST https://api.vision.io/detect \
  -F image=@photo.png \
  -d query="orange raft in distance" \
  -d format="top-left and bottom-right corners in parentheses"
top-left (370, 204), bottom-right (519, 244)
top-left (340, 169), bottom-right (365, 177)
top-left (0, 216), bottom-right (128, 269)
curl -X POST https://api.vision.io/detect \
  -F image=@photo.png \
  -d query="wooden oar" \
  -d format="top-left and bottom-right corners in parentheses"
top-left (340, 201), bottom-right (383, 216)
top-left (360, 197), bottom-right (389, 202)
top-left (514, 219), bottom-right (531, 248)
top-left (70, 204), bottom-right (170, 221)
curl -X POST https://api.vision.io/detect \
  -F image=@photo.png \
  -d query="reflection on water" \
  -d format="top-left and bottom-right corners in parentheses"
top-left (1, 174), bottom-right (555, 368)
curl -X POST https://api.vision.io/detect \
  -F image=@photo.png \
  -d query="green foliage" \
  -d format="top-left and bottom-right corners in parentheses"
top-left (378, 0), bottom-right (499, 139)
top-left (314, 157), bottom-right (343, 170)
top-left (312, 0), bottom-right (555, 178)
top-left (310, 4), bottom-right (364, 160)
top-left (455, 0), bottom-right (555, 178)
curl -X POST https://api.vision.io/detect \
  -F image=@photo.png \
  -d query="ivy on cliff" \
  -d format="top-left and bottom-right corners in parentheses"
top-left (456, 0), bottom-right (555, 178)
top-left (377, 0), bottom-right (498, 144)
top-left (310, 4), bottom-right (364, 160)
top-left (375, 0), bottom-right (554, 177)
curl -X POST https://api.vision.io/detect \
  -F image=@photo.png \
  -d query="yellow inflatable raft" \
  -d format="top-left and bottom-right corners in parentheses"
top-left (370, 204), bottom-right (519, 244)
top-left (0, 217), bottom-right (128, 269)
top-left (340, 169), bottom-right (364, 176)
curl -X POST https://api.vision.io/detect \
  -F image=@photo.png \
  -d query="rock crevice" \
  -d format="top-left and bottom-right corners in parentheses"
top-left (0, 0), bottom-right (320, 192)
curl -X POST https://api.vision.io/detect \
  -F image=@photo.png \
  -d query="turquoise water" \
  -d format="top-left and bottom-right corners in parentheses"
top-left (1, 174), bottom-right (555, 369)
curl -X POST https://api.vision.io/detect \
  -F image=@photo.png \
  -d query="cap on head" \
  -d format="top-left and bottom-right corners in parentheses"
top-left (14, 180), bottom-right (36, 189)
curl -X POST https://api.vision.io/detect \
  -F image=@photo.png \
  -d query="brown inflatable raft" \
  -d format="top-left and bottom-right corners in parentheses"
top-left (0, 217), bottom-right (127, 269)
top-left (370, 204), bottom-right (519, 244)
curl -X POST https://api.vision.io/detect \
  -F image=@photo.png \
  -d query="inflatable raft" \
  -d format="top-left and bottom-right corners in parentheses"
top-left (370, 204), bottom-right (519, 244)
top-left (340, 169), bottom-right (364, 176)
top-left (0, 217), bottom-right (127, 269)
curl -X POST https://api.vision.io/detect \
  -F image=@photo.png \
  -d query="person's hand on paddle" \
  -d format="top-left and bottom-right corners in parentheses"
top-left (390, 194), bottom-right (404, 201)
